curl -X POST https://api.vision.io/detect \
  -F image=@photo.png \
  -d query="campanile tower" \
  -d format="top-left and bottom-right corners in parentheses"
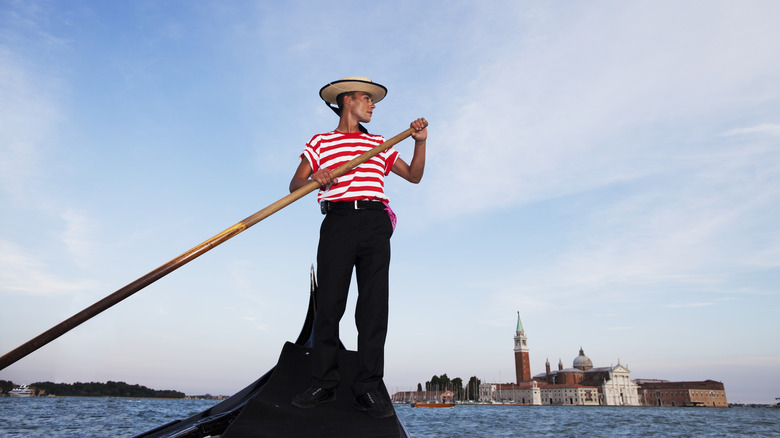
top-left (514, 312), bottom-right (531, 383)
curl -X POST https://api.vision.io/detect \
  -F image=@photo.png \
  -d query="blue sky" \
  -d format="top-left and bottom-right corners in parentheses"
top-left (1, 1), bottom-right (779, 404)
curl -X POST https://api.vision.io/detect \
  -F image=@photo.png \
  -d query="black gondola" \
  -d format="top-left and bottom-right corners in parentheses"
top-left (133, 267), bottom-right (410, 438)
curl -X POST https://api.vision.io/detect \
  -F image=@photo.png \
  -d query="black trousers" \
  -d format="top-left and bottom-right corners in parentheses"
top-left (312, 207), bottom-right (393, 396)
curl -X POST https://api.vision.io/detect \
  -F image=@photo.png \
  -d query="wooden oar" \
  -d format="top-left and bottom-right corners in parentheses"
top-left (0, 122), bottom-right (426, 371)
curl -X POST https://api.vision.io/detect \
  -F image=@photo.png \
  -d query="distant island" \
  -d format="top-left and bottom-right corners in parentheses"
top-left (1, 380), bottom-right (184, 398)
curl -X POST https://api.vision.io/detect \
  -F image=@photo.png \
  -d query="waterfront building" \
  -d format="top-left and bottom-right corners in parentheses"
top-left (479, 314), bottom-right (649, 406)
top-left (513, 312), bottom-right (531, 383)
top-left (479, 380), bottom-right (543, 405)
top-left (533, 351), bottom-right (640, 406)
top-left (636, 379), bottom-right (728, 407)
top-left (396, 314), bottom-right (727, 407)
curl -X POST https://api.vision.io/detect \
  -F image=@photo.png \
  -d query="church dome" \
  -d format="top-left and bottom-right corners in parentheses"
top-left (573, 347), bottom-right (593, 370)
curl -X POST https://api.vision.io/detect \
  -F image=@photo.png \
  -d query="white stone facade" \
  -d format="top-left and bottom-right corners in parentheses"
top-left (540, 386), bottom-right (600, 406)
top-left (601, 365), bottom-right (640, 406)
top-left (480, 364), bottom-right (640, 406)
top-left (479, 381), bottom-right (542, 405)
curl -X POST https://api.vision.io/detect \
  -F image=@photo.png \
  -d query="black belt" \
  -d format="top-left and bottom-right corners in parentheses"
top-left (320, 200), bottom-right (385, 214)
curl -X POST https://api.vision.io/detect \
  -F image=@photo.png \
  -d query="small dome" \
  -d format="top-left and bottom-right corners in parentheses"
top-left (573, 347), bottom-right (593, 370)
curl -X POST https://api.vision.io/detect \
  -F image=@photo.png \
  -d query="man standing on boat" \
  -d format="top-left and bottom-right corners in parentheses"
top-left (289, 77), bottom-right (427, 419)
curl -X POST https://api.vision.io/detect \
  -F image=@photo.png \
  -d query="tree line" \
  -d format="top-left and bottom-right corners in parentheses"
top-left (0, 380), bottom-right (13, 394)
top-left (419, 374), bottom-right (482, 401)
top-left (27, 381), bottom-right (185, 398)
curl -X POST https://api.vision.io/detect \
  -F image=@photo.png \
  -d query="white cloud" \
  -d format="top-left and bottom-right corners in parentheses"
top-left (666, 302), bottom-right (714, 309)
top-left (0, 240), bottom-right (98, 296)
top-left (722, 124), bottom-right (780, 137)
top-left (60, 208), bottom-right (99, 267)
top-left (425, 2), bottom-right (780, 214)
top-left (0, 45), bottom-right (63, 202)
top-left (489, 124), bottom-right (780, 313)
top-left (417, 3), bottom-right (780, 326)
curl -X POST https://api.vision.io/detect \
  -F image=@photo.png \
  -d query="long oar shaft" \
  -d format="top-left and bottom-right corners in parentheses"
top-left (0, 124), bottom-right (424, 371)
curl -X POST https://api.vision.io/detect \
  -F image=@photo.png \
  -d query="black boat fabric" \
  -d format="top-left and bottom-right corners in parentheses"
top-left (134, 269), bottom-right (409, 438)
top-left (222, 341), bottom-right (405, 438)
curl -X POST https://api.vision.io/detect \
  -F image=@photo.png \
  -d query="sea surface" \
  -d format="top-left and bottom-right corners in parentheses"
top-left (1, 397), bottom-right (779, 437)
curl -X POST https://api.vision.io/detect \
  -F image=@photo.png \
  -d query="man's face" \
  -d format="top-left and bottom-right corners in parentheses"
top-left (346, 91), bottom-right (375, 123)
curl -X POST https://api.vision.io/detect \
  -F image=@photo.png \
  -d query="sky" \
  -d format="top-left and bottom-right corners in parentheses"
top-left (1, 0), bottom-right (779, 405)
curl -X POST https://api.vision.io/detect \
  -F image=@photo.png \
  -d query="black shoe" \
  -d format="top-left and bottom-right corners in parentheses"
top-left (292, 385), bottom-right (336, 408)
top-left (353, 389), bottom-right (395, 418)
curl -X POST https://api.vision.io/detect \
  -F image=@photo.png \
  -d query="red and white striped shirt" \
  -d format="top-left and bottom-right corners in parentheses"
top-left (302, 130), bottom-right (400, 204)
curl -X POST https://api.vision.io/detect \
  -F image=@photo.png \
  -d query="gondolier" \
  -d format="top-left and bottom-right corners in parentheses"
top-left (289, 76), bottom-right (427, 419)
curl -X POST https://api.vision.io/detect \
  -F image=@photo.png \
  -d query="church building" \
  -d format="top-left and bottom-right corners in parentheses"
top-left (481, 313), bottom-right (641, 406)
top-left (397, 313), bottom-right (728, 406)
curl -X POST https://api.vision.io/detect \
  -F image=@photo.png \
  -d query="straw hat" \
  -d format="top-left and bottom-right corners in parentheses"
top-left (319, 76), bottom-right (387, 106)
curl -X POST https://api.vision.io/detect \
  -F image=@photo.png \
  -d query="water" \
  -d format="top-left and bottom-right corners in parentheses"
top-left (1, 398), bottom-right (779, 437)
top-left (395, 404), bottom-right (780, 437)
top-left (0, 397), bottom-right (219, 437)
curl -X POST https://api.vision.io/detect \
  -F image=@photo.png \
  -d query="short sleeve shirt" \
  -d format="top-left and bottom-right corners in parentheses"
top-left (302, 131), bottom-right (400, 203)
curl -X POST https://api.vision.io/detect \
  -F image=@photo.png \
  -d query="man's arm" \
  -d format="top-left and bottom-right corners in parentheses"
top-left (391, 118), bottom-right (427, 184)
top-left (289, 160), bottom-right (337, 193)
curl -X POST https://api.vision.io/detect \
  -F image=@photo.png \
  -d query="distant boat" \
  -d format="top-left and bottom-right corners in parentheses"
top-left (411, 401), bottom-right (455, 408)
top-left (411, 389), bottom-right (456, 408)
top-left (9, 384), bottom-right (31, 397)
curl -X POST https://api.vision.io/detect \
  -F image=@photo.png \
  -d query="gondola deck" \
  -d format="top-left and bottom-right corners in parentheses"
top-left (133, 269), bottom-right (409, 438)
top-left (222, 342), bottom-right (406, 437)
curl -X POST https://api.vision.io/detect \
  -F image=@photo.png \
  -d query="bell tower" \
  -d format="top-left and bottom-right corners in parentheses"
top-left (514, 312), bottom-right (531, 383)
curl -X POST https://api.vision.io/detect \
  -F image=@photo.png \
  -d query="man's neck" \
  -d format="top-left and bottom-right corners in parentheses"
top-left (336, 117), bottom-right (361, 133)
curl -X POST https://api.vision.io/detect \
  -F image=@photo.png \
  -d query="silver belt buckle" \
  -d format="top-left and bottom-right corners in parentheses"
top-left (354, 200), bottom-right (361, 210)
